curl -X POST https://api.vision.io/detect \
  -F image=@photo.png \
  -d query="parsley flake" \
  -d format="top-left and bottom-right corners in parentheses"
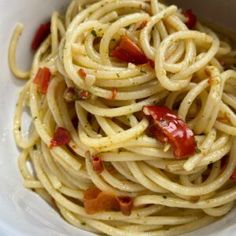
top-left (91, 29), bottom-right (97, 37)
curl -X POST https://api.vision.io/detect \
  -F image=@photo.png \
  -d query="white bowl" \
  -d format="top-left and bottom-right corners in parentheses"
top-left (0, 0), bottom-right (235, 235)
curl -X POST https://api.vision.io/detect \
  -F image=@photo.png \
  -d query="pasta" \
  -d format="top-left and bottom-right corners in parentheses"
top-left (9, 0), bottom-right (236, 235)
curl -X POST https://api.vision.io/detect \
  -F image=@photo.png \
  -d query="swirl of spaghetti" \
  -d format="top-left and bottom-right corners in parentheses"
top-left (9, 0), bottom-right (236, 235)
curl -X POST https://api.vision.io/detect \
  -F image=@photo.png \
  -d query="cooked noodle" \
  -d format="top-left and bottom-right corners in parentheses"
top-left (10, 0), bottom-right (236, 235)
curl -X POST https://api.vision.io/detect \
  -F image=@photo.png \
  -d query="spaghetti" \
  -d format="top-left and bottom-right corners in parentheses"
top-left (9, 0), bottom-right (236, 235)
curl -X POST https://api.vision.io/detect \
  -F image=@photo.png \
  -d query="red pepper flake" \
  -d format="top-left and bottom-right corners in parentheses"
top-left (92, 156), bottom-right (104, 174)
top-left (79, 90), bottom-right (90, 100)
top-left (79, 69), bottom-right (87, 79)
top-left (183, 9), bottom-right (197, 29)
top-left (111, 35), bottom-right (148, 65)
top-left (31, 22), bottom-right (51, 50)
top-left (143, 105), bottom-right (196, 159)
top-left (33, 67), bottom-right (51, 94)
top-left (50, 127), bottom-right (71, 148)
top-left (136, 20), bottom-right (148, 30)
top-left (117, 196), bottom-right (133, 216)
top-left (64, 87), bottom-right (90, 101)
top-left (109, 88), bottom-right (117, 100)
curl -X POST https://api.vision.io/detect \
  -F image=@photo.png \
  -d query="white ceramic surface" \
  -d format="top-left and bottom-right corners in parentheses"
top-left (0, 1), bottom-right (236, 235)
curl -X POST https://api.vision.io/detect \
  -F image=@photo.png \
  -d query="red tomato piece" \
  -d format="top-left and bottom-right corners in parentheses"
top-left (117, 196), bottom-right (133, 216)
top-left (31, 22), bottom-right (51, 50)
top-left (84, 187), bottom-right (101, 201)
top-left (183, 9), bottom-right (197, 29)
top-left (33, 67), bottom-right (51, 94)
top-left (84, 187), bottom-right (120, 215)
top-left (111, 36), bottom-right (148, 65)
top-left (143, 106), bottom-right (196, 159)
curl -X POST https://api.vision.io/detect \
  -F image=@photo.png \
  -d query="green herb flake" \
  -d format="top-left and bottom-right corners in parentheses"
top-left (195, 148), bottom-right (201, 154)
top-left (91, 29), bottom-right (97, 37)
top-left (116, 73), bottom-right (120, 78)
top-left (162, 195), bottom-right (167, 199)
top-left (81, 222), bottom-right (86, 226)
top-left (18, 127), bottom-right (21, 131)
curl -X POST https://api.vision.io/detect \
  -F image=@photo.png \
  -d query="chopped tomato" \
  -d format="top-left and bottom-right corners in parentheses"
top-left (111, 36), bottom-right (148, 65)
top-left (79, 69), bottom-right (87, 79)
top-left (183, 9), bottom-right (197, 29)
top-left (50, 127), bottom-right (71, 148)
top-left (143, 106), bottom-right (196, 159)
top-left (84, 187), bottom-right (119, 214)
top-left (33, 67), bottom-right (51, 94)
top-left (31, 22), bottom-right (51, 50)
top-left (92, 156), bottom-right (104, 174)
top-left (83, 187), bottom-right (133, 215)
top-left (84, 187), bottom-right (101, 201)
top-left (117, 197), bottom-right (133, 216)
